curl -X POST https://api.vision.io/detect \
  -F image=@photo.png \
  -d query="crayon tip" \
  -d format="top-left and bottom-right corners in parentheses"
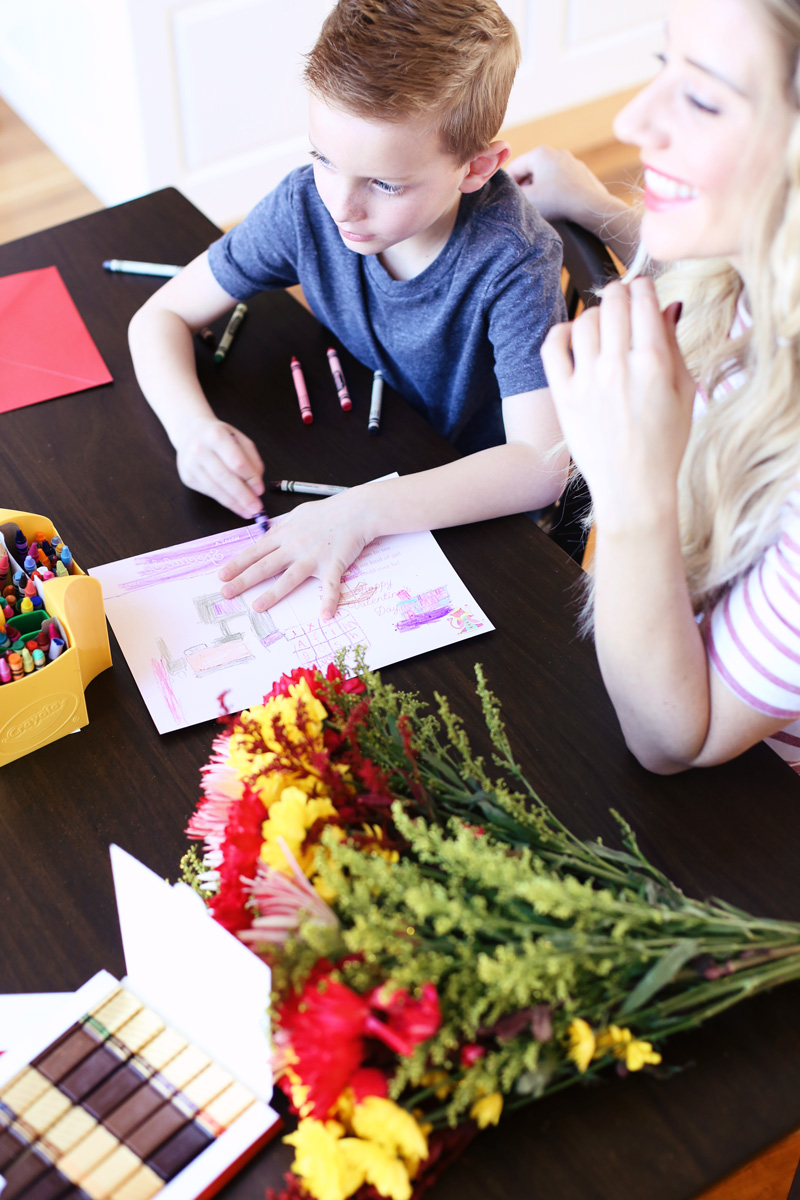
top-left (302, 411), bottom-right (313, 425)
top-left (341, 398), bottom-right (352, 412)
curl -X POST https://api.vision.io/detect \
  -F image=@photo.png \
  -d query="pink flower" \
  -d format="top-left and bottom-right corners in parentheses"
top-left (239, 838), bottom-right (338, 948)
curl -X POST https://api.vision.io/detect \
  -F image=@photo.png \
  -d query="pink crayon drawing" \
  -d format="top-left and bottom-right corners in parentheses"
top-left (394, 586), bottom-right (452, 632)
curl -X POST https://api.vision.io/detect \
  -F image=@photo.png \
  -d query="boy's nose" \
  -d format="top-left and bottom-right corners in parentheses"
top-left (328, 182), bottom-right (367, 225)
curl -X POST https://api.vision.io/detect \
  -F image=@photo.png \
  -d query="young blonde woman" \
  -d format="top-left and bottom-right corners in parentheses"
top-left (509, 0), bottom-right (800, 776)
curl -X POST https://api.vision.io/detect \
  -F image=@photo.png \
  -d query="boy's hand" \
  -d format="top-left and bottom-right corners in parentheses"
top-left (217, 491), bottom-right (373, 620)
top-left (175, 416), bottom-right (265, 519)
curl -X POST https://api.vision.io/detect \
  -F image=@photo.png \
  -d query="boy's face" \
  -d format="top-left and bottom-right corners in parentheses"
top-left (308, 95), bottom-right (471, 261)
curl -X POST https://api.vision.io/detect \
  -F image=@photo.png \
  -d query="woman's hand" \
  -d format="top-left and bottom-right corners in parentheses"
top-left (508, 146), bottom-right (617, 223)
top-left (217, 490), bottom-right (373, 619)
top-left (507, 146), bottom-right (640, 264)
top-left (174, 417), bottom-right (265, 519)
top-left (541, 277), bottom-right (696, 532)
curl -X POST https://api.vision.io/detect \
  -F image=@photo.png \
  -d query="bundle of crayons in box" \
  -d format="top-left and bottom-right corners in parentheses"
top-left (0, 521), bottom-right (74, 685)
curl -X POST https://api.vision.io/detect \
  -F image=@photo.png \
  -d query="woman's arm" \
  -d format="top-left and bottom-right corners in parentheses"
top-left (543, 278), bottom-right (791, 773)
top-left (507, 146), bottom-right (641, 268)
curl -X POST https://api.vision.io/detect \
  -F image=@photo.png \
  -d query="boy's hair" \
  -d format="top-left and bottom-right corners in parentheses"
top-left (304, 0), bottom-right (521, 163)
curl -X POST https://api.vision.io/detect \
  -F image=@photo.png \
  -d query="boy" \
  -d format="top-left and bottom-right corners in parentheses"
top-left (128, 0), bottom-right (568, 619)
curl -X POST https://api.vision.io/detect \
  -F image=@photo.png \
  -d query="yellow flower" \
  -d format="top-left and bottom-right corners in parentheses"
top-left (351, 1097), bottom-right (428, 1174)
top-left (282, 1066), bottom-right (314, 1119)
top-left (420, 1069), bottom-right (452, 1100)
top-left (470, 1093), bottom-right (503, 1129)
top-left (621, 1039), bottom-right (662, 1071)
top-left (228, 679), bottom-right (352, 807)
top-left (594, 1024), bottom-right (632, 1055)
top-left (284, 1119), bottom-right (359, 1200)
top-left (566, 1018), bottom-right (596, 1074)
top-left (260, 786), bottom-right (337, 876)
top-left (592, 1024), bottom-right (661, 1070)
top-left (339, 1137), bottom-right (413, 1200)
top-left (285, 1106), bottom-right (424, 1200)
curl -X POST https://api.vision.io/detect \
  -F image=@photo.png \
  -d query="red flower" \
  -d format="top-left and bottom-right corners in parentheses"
top-left (279, 976), bottom-right (441, 1118)
top-left (263, 664), bottom-right (366, 704)
top-left (367, 983), bottom-right (442, 1056)
top-left (460, 1044), bottom-right (485, 1067)
top-left (279, 977), bottom-right (371, 1118)
top-left (207, 786), bottom-right (265, 935)
top-left (349, 1067), bottom-right (389, 1103)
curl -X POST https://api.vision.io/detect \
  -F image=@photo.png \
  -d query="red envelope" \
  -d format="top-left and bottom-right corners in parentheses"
top-left (0, 265), bottom-right (112, 412)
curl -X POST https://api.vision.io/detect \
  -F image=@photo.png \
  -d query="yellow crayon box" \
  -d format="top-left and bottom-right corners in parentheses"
top-left (0, 508), bottom-right (111, 767)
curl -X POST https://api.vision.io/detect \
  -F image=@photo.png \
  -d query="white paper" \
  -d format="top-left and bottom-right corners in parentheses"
top-left (110, 845), bottom-right (273, 1102)
top-left (0, 991), bottom-right (75, 1054)
top-left (91, 517), bottom-right (492, 734)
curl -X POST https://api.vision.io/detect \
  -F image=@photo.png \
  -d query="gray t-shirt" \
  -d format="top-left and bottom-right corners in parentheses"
top-left (208, 165), bottom-right (565, 454)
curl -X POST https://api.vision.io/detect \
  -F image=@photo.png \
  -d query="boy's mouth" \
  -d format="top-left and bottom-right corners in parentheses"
top-left (643, 166), bottom-right (699, 211)
top-left (339, 227), bottom-right (375, 243)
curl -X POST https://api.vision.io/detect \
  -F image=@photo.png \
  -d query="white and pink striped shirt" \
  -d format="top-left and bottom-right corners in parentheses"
top-left (699, 302), bottom-right (800, 772)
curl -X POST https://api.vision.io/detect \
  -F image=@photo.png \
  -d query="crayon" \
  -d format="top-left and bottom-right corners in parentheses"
top-left (15, 530), bottom-right (28, 559)
top-left (32, 649), bottom-right (46, 670)
top-left (8, 653), bottom-right (23, 681)
top-left (103, 260), bottom-right (182, 277)
top-left (48, 639), bottom-right (65, 661)
top-left (368, 369), bottom-right (384, 435)
top-left (326, 348), bottom-right (352, 412)
top-left (254, 511), bottom-right (270, 535)
top-left (0, 659), bottom-right (10, 684)
top-left (270, 480), bottom-right (348, 497)
top-left (291, 357), bottom-right (313, 424)
top-left (214, 304), bottom-right (247, 364)
top-left (55, 562), bottom-right (69, 578)
top-left (60, 547), bottom-right (73, 574)
top-left (21, 649), bottom-right (35, 675)
top-left (197, 327), bottom-right (216, 350)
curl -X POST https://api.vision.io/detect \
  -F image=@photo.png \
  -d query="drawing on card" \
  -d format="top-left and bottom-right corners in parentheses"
top-left (395, 586), bottom-right (452, 632)
top-left (92, 520), bottom-right (493, 735)
top-left (282, 613), bottom-right (369, 671)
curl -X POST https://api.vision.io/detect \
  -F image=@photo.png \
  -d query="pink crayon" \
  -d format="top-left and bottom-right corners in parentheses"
top-left (291, 356), bottom-right (313, 425)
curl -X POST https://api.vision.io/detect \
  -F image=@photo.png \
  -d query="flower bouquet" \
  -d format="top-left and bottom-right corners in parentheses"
top-left (181, 659), bottom-right (800, 1200)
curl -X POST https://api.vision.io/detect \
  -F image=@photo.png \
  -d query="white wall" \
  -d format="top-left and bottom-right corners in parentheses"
top-left (0, 0), bottom-right (666, 229)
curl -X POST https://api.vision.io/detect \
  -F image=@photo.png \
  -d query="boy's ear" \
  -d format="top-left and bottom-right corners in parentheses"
top-left (459, 140), bottom-right (511, 194)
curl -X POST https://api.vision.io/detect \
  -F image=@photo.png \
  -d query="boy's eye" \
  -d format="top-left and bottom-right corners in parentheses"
top-left (373, 179), bottom-right (404, 195)
top-left (309, 149), bottom-right (332, 169)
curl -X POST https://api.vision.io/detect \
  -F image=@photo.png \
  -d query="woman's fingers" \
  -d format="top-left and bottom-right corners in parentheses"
top-left (541, 321), bottom-right (576, 392)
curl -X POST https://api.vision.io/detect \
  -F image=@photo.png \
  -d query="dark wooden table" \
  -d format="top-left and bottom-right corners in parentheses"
top-left (1, 189), bottom-right (799, 1200)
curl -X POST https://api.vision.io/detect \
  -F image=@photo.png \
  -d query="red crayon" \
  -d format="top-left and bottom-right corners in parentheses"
top-left (291, 356), bottom-right (313, 425)
top-left (326, 347), bottom-right (352, 412)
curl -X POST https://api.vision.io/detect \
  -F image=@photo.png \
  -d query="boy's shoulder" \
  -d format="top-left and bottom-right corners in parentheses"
top-left (461, 170), bottom-right (562, 262)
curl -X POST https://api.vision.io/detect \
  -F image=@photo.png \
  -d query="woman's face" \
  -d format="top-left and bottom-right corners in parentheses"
top-left (614, 0), bottom-right (794, 264)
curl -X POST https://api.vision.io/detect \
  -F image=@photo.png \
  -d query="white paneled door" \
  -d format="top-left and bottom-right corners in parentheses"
top-left (0, 0), bottom-right (665, 228)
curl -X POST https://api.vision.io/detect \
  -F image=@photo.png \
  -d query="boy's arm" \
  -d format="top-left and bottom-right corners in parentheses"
top-left (217, 386), bottom-right (568, 619)
top-left (507, 147), bottom-right (641, 268)
top-left (128, 251), bottom-right (266, 518)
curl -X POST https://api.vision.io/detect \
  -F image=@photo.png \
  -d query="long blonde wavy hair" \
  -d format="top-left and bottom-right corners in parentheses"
top-left (650, 0), bottom-right (800, 616)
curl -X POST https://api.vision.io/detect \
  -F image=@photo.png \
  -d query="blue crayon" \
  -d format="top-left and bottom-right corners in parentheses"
top-left (14, 530), bottom-right (28, 559)
top-left (59, 546), bottom-right (73, 573)
top-left (23, 555), bottom-right (37, 575)
top-left (48, 638), bottom-right (65, 661)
